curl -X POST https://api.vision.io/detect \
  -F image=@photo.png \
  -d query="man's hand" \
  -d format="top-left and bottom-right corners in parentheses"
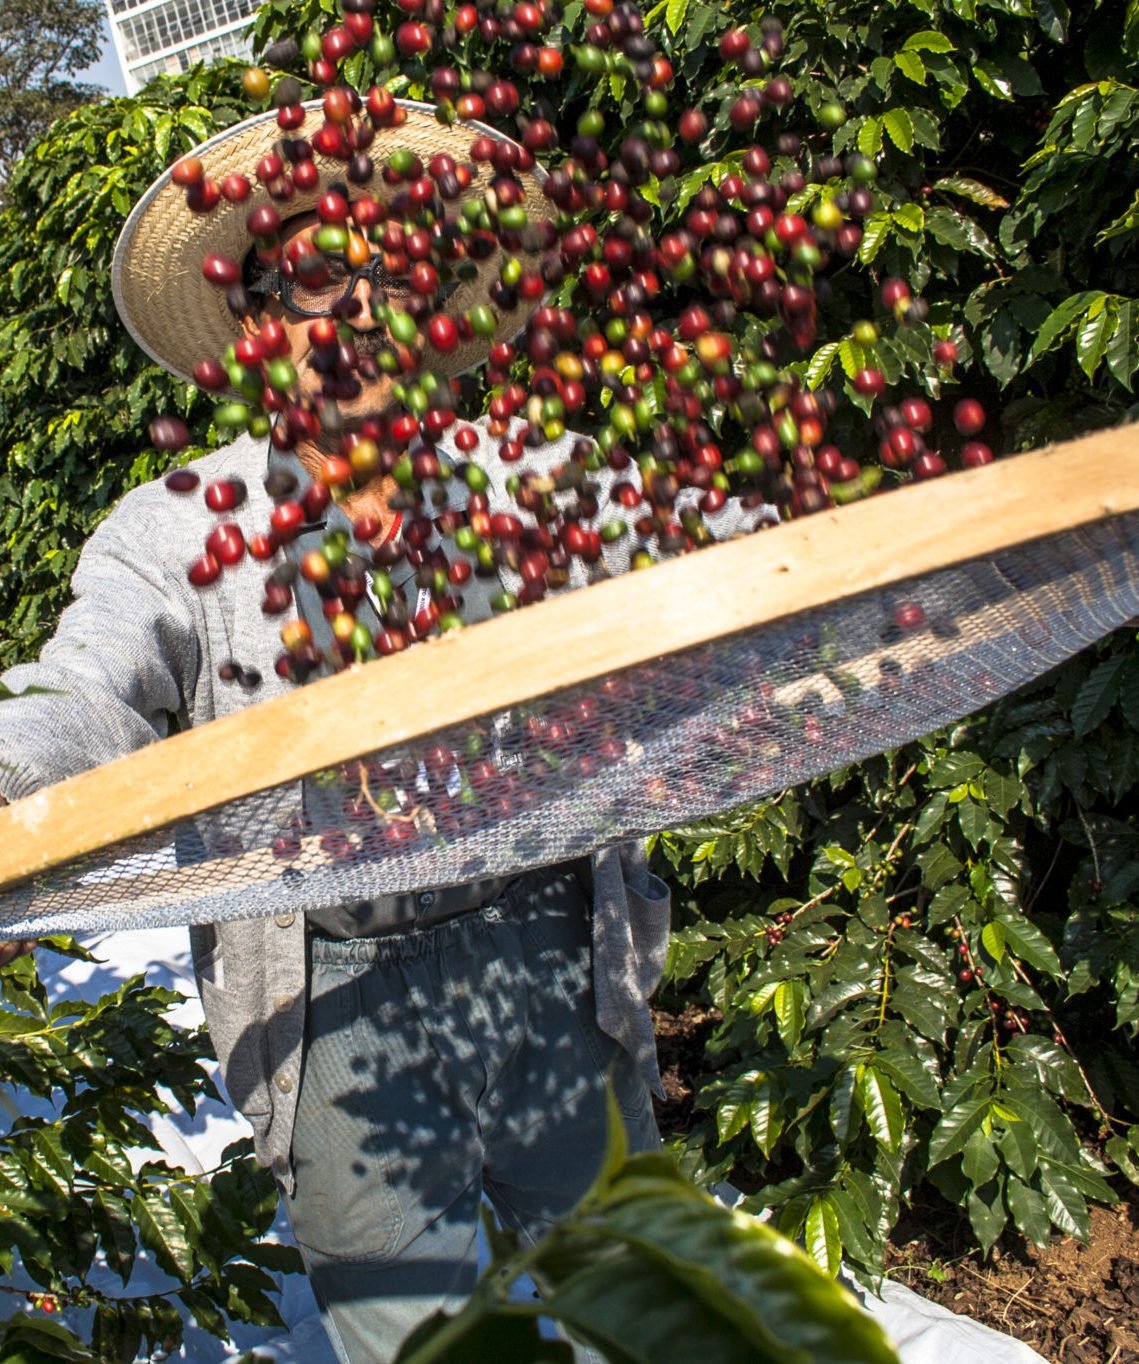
top-left (0, 794), bottom-right (35, 966)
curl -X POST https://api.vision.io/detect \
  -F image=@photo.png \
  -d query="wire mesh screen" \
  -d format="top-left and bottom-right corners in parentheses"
top-left (3, 511), bottom-right (1137, 938)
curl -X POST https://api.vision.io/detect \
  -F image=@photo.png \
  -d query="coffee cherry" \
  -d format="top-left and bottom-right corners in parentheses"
top-left (149, 416), bottom-right (190, 451)
top-left (204, 478), bottom-right (247, 513)
top-left (171, 156), bottom-right (204, 187)
top-left (187, 553), bottom-right (222, 587)
top-left (193, 358), bottom-right (228, 391)
top-left (852, 368), bottom-right (885, 397)
top-left (881, 278), bottom-right (910, 309)
top-left (900, 397), bottom-right (932, 432)
top-left (242, 66), bottom-right (270, 100)
top-left (961, 441), bottom-right (994, 468)
top-left (270, 500), bottom-right (305, 541)
top-left (953, 398), bottom-right (986, 435)
top-left (220, 173), bottom-right (252, 203)
top-left (248, 532), bottom-right (276, 560)
top-left (933, 339), bottom-right (959, 369)
top-left (205, 523), bottom-right (246, 567)
top-left (202, 253), bottom-right (241, 286)
top-left (165, 469), bottom-right (199, 494)
top-left (427, 314), bottom-right (459, 352)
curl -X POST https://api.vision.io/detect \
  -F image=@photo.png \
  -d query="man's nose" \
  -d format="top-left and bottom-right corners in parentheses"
top-left (348, 271), bottom-right (380, 326)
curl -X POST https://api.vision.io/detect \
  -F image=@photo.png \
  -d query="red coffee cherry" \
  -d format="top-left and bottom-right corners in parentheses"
top-left (953, 398), bottom-right (986, 435)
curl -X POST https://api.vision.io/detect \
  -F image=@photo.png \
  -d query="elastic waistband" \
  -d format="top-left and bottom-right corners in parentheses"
top-left (308, 860), bottom-right (588, 966)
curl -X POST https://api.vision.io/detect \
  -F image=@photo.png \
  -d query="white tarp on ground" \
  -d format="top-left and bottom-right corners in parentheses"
top-left (6, 929), bottom-right (1045, 1364)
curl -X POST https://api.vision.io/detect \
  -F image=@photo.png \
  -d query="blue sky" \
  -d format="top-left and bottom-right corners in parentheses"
top-left (78, 13), bottom-right (128, 98)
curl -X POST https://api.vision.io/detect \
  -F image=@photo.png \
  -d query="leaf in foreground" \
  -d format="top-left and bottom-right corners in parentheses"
top-left (395, 1096), bottom-right (898, 1364)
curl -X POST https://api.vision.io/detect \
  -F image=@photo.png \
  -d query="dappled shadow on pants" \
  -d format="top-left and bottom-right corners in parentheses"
top-left (274, 868), bottom-right (659, 1364)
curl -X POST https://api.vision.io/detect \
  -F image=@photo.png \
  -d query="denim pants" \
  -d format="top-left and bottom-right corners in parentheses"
top-left (286, 866), bottom-right (662, 1363)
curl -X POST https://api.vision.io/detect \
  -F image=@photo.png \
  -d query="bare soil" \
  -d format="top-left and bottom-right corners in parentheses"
top-left (652, 1003), bottom-right (1139, 1364)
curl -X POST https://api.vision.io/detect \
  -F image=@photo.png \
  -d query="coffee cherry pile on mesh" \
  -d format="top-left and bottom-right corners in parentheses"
top-left (155, 0), bottom-right (993, 688)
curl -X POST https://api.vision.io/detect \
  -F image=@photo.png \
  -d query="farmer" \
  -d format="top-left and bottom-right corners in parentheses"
top-left (0, 102), bottom-right (696, 1362)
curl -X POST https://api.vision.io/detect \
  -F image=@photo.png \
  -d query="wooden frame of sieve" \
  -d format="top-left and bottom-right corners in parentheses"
top-left (0, 424), bottom-right (1136, 892)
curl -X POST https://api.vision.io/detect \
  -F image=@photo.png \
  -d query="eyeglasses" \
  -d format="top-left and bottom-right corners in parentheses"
top-left (251, 252), bottom-right (459, 319)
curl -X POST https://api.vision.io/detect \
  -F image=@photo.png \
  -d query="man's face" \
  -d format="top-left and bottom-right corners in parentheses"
top-left (243, 212), bottom-right (423, 427)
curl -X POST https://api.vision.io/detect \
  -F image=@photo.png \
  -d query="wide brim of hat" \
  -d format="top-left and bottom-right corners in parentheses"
top-left (111, 99), bottom-right (551, 387)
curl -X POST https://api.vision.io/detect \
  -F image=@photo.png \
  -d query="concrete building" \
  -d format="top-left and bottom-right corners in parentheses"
top-left (104, 0), bottom-right (259, 94)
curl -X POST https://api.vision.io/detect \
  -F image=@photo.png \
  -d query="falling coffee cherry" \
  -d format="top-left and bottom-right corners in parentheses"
top-left (149, 416), bottom-right (190, 452)
top-left (187, 553), bottom-right (222, 587)
top-left (164, 469), bottom-right (200, 494)
top-left (953, 398), bottom-right (986, 435)
top-left (204, 478), bottom-right (248, 513)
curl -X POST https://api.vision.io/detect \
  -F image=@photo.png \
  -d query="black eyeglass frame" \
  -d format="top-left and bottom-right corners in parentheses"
top-left (248, 252), bottom-right (411, 319)
top-left (248, 252), bottom-right (461, 320)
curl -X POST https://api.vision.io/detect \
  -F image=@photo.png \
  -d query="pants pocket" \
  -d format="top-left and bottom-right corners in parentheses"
top-left (626, 873), bottom-right (672, 1000)
top-left (517, 875), bottom-right (647, 1122)
top-left (287, 967), bottom-right (405, 1263)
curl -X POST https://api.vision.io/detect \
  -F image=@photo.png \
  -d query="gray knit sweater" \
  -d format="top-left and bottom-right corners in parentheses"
top-left (0, 420), bottom-right (779, 1187)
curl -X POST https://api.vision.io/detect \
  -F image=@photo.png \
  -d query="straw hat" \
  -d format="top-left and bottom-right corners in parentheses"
top-left (112, 99), bottom-right (551, 385)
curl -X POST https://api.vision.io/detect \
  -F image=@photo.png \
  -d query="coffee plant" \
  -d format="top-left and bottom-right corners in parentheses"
top-left (657, 630), bottom-right (1139, 1280)
top-left (0, 938), bottom-right (301, 1358)
top-left (0, 0), bottom-right (1138, 1349)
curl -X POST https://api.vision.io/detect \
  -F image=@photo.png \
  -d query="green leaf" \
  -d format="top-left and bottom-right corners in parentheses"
top-left (974, 61), bottom-right (1014, 101)
top-left (1106, 1131), bottom-right (1139, 1186)
top-left (748, 1080), bottom-right (783, 1158)
top-left (998, 1120), bottom-right (1039, 1181)
top-left (882, 109), bottom-right (915, 153)
top-left (966, 1180), bottom-right (1007, 1254)
top-left (0, 1317), bottom-right (96, 1359)
top-left (903, 30), bottom-right (955, 53)
top-left (1072, 653), bottom-right (1127, 737)
top-left (716, 1071), bottom-right (763, 1143)
top-left (981, 920), bottom-right (1007, 963)
top-left (774, 979), bottom-right (806, 1051)
top-left (838, 338), bottom-right (868, 379)
top-left (664, 0), bottom-right (688, 35)
top-left (134, 1189), bottom-right (196, 1282)
top-left (917, 843), bottom-right (963, 892)
top-left (929, 1096), bottom-right (991, 1166)
top-left (874, 1046), bottom-right (941, 1110)
top-left (894, 52), bottom-right (926, 86)
top-left (1076, 303), bottom-right (1116, 380)
top-left (932, 176), bottom-right (1009, 209)
top-left (1030, 292), bottom-right (1102, 360)
top-left (1036, 0), bottom-right (1070, 42)
top-left (928, 884), bottom-right (970, 927)
top-left (997, 915), bottom-right (1062, 978)
top-left (1007, 1036), bottom-right (1087, 1104)
top-left (857, 214), bottom-right (892, 265)
top-left (1006, 1178), bottom-right (1051, 1247)
top-left (805, 341), bottom-right (840, 390)
top-left (893, 202), bottom-right (924, 234)
top-left (858, 1067), bottom-right (904, 1151)
top-left (536, 1181), bottom-right (901, 1364)
top-left (857, 118), bottom-right (883, 158)
top-left (1039, 1161), bottom-right (1090, 1239)
top-left (93, 1190), bottom-right (136, 1285)
top-left (396, 1311), bottom-right (572, 1363)
top-left (962, 1127), bottom-right (1000, 1186)
top-left (1105, 299), bottom-right (1139, 391)
top-left (893, 971), bottom-right (955, 1043)
top-left (829, 1066), bottom-right (859, 1145)
top-left (925, 207), bottom-right (995, 258)
top-left (805, 1195), bottom-right (842, 1278)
